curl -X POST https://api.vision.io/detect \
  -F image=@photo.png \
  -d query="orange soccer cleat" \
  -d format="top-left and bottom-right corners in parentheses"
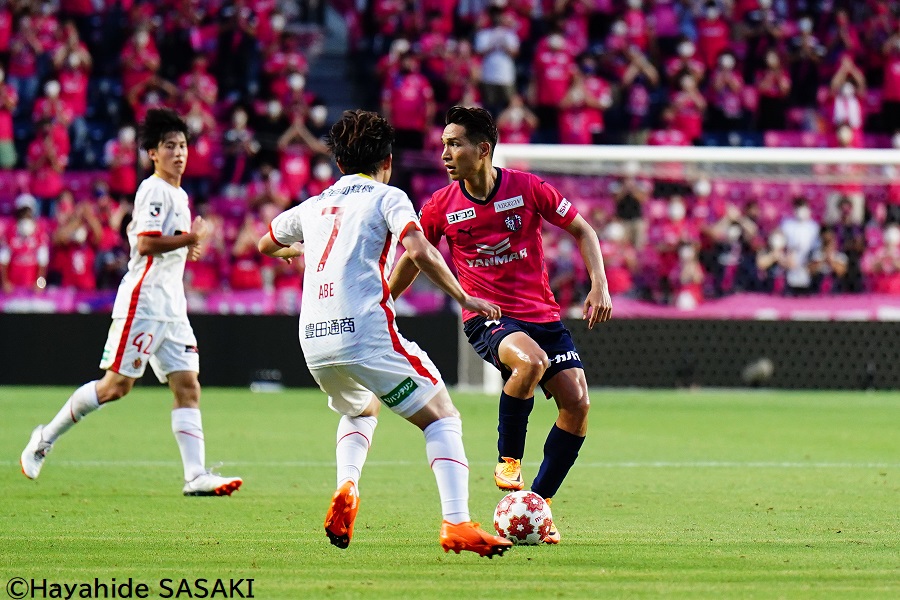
top-left (541, 498), bottom-right (560, 544)
top-left (324, 481), bottom-right (359, 549)
top-left (439, 520), bottom-right (512, 558)
top-left (493, 457), bottom-right (524, 491)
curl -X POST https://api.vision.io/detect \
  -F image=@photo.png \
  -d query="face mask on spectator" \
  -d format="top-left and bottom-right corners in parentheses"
top-left (892, 133), bottom-right (900, 149)
top-left (837, 125), bottom-right (853, 145)
top-left (119, 127), bottom-right (135, 144)
top-left (841, 82), bottom-right (855, 97)
top-left (73, 226), bottom-right (88, 245)
top-left (17, 218), bottom-right (36, 237)
top-left (547, 34), bottom-right (564, 50)
top-left (706, 7), bottom-right (720, 20)
top-left (727, 224), bottom-right (743, 243)
top-left (310, 105), bottom-right (328, 126)
top-left (390, 38), bottom-right (410, 57)
top-left (288, 73), bottom-right (305, 91)
top-left (604, 222), bottom-right (626, 242)
top-left (799, 18), bottom-right (813, 33)
top-left (508, 107), bottom-right (524, 125)
top-left (45, 80), bottom-right (60, 99)
top-left (885, 226), bottom-right (900, 247)
top-left (678, 244), bottom-right (696, 261)
top-left (669, 201), bottom-right (686, 221)
top-left (611, 21), bottom-right (627, 36)
top-left (313, 163), bottom-right (333, 181)
top-left (795, 205), bottom-right (811, 221)
top-left (719, 54), bottom-right (735, 70)
top-left (136, 30), bottom-right (149, 48)
top-left (271, 13), bottom-right (286, 32)
top-left (267, 101), bottom-right (282, 118)
top-left (627, 0), bottom-right (641, 9)
top-left (0, 68), bottom-right (4, 83)
top-left (187, 116), bottom-right (203, 135)
top-left (766, 53), bottom-right (779, 68)
top-left (769, 233), bottom-right (786, 250)
top-left (233, 111), bottom-right (248, 127)
top-left (67, 54), bottom-right (80, 70)
top-left (758, 0), bottom-right (772, 9)
top-left (678, 42), bottom-right (695, 58)
top-left (694, 178), bottom-right (711, 197)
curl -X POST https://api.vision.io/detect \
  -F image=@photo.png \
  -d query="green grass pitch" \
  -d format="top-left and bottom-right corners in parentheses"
top-left (2, 386), bottom-right (899, 598)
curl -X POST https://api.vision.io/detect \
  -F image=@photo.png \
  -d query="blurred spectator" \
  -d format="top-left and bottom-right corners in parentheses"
top-left (184, 211), bottom-right (226, 294)
top-left (104, 125), bottom-right (138, 203)
top-left (0, 2), bottom-right (11, 67)
top-left (707, 51), bottom-right (749, 132)
top-left (830, 196), bottom-right (866, 292)
top-left (443, 39), bottom-right (482, 110)
top-left (613, 167), bottom-right (651, 249)
top-left (0, 65), bottom-right (17, 168)
top-left (306, 155), bottom-right (338, 198)
top-left (787, 15), bottom-right (825, 116)
top-left (222, 107), bottom-right (259, 189)
top-left (216, 2), bottom-right (262, 101)
top-left (252, 99), bottom-right (291, 173)
top-left (665, 38), bottom-right (705, 89)
top-left (755, 49), bottom-right (791, 131)
top-left (120, 27), bottom-right (160, 98)
top-left (247, 164), bottom-right (291, 212)
top-left (7, 15), bottom-right (42, 119)
top-left (473, 4), bottom-right (519, 117)
top-left (558, 58), bottom-right (611, 145)
top-left (126, 75), bottom-right (179, 124)
top-left (177, 56), bottom-right (218, 109)
top-left (182, 115), bottom-right (217, 208)
top-left (622, 0), bottom-right (651, 54)
top-left (823, 9), bottom-right (860, 74)
top-left (599, 220), bottom-right (638, 297)
top-left (863, 223), bottom-right (900, 294)
top-left (881, 30), bottom-right (900, 135)
top-left (229, 212), bottom-right (267, 290)
top-left (649, 195), bottom-right (701, 302)
top-left (695, 2), bottom-right (730, 72)
top-left (739, 0), bottom-right (786, 85)
top-left (669, 73), bottom-right (706, 144)
top-left (50, 200), bottom-right (97, 291)
top-left (381, 52), bottom-right (435, 151)
top-left (780, 197), bottom-right (820, 296)
top-left (376, 38), bottom-right (410, 86)
top-left (56, 53), bottom-right (90, 165)
top-left (496, 93), bottom-right (538, 144)
top-left (51, 20), bottom-right (92, 75)
top-left (620, 46), bottom-right (660, 143)
top-left (828, 54), bottom-right (866, 142)
top-left (755, 228), bottom-right (790, 294)
top-left (670, 242), bottom-right (705, 309)
top-left (808, 228), bottom-right (848, 294)
top-left (0, 194), bottom-right (49, 293)
top-left (277, 107), bottom-right (329, 201)
top-left (26, 119), bottom-right (68, 217)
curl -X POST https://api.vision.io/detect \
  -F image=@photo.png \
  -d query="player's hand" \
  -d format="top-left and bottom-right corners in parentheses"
top-left (461, 295), bottom-right (501, 320)
top-left (190, 216), bottom-right (209, 241)
top-left (583, 285), bottom-right (613, 329)
top-left (281, 242), bottom-right (304, 264)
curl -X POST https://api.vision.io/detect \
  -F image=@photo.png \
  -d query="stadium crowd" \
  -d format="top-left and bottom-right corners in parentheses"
top-left (2, 0), bottom-right (900, 312)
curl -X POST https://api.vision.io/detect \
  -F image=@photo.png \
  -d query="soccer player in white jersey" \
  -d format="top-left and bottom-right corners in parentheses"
top-left (258, 109), bottom-right (512, 558)
top-left (20, 108), bottom-right (242, 497)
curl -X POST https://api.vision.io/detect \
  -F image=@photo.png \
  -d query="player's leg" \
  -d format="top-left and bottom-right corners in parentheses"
top-left (20, 317), bottom-right (149, 479)
top-left (153, 323), bottom-right (241, 496)
top-left (312, 365), bottom-right (381, 549)
top-left (530, 367), bottom-right (590, 544)
top-left (493, 332), bottom-right (550, 490)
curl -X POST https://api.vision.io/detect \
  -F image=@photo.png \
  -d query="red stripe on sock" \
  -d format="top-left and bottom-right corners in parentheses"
top-left (337, 431), bottom-right (371, 447)
top-left (430, 457), bottom-right (469, 470)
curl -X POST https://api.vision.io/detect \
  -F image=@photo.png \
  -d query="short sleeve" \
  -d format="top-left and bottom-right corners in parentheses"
top-left (269, 204), bottom-right (305, 246)
top-left (132, 185), bottom-right (169, 236)
top-left (532, 173), bottom-right (578, 229)
top-left (418, 196), bottom-right (444, 246)
top-left (381, 189), bottom-right (420, 240)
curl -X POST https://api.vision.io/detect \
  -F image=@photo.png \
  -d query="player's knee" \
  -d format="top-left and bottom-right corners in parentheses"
top-left (99, 379), bottom-right (132, 402)
top-left (511, 352), bottom-right (549, 384)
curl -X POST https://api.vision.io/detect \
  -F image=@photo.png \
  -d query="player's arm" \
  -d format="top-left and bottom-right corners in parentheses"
top-left (258, 233), bottom-right (303, 263)
top-left (137, 216), bottom-right (207, 259)
top-left (564, 214), bottom-right (613, 328)
top-left (401, 229), bottom-right (500, 320)
top-left (389, 252), bottom-right (421, 300)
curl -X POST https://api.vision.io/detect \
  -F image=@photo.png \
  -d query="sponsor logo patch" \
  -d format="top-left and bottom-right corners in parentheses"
top-left (556, 198), bottom-right (572, 217)
top-left (494, 195), bottom-right (524, 212)
top-left (380, 377), bottom-right (418, 407)
top-left (150, 202), bottom-right (162, 217)
top-left (447, 207), bottom-right (476, 224)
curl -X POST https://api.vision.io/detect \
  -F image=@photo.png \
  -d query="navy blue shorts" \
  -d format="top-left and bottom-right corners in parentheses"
top-left (463, 315), bottom-right (583, 393)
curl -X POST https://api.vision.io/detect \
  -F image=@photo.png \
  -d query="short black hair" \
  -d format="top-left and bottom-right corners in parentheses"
top-left (139, 108), bottom-right (188, 151)
top-left (326, 110), bottom-right (394, 175)
top-left (446, 106), bottom-right (498, 156)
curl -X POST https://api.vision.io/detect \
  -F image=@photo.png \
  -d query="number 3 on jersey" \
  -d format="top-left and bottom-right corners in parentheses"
top-left (317, 206), bottom-right (344, 272)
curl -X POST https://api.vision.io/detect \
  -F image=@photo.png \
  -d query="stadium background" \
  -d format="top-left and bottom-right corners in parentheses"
top-left (2, 0), bottom-right (900, 389)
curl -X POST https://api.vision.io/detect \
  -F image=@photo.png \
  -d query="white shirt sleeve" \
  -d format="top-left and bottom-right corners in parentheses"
top-left (381, 189), bottom-right (420, 239)
top-left (270, 204), bottom-right (305, 246)
top-left (132, 184), bottom-right (169, 235)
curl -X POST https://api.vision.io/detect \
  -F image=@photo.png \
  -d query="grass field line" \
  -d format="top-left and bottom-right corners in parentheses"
top-left (4, 459), bottom-right (899, 468)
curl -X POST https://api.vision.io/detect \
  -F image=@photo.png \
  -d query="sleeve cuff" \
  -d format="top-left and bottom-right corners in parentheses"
top-left (399, 221), bottom-right (421, 241)
top-left (268, 223), bottom-right (290, 248)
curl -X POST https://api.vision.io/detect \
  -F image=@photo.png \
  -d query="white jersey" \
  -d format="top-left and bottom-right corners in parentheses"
top-left (269, 174), bottom-right (420, 367)
top-left (112, 175), bottom-right (192, 323)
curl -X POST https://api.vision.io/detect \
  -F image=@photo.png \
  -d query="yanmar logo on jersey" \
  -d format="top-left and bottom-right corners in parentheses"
top-left (447, 207), bottom-right (476, 224)
top-left (494, 195), bottom-right (524, 212)
top-left (467, 237), bottom-right (528, 267)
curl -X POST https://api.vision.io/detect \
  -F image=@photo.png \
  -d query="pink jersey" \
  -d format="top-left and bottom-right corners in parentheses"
top-left (419, 168), bottom-right (578, 323)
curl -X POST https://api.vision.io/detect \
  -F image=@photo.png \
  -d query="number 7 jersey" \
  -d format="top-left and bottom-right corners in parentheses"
top-left (268, 174), bottom-right (421, 367)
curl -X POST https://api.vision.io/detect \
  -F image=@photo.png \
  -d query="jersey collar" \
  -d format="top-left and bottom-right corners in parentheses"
top-left (458, 167), bottom-right (502, 206)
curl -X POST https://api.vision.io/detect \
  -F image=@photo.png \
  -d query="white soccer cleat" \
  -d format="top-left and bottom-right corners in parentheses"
top-left (182, 471), bottom-right (243, 496)
top-left (20, 425), bottom-right (52, 480)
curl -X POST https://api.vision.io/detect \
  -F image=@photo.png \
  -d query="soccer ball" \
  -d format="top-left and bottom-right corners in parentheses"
top-left (493, 490), bottom-right (552, 545)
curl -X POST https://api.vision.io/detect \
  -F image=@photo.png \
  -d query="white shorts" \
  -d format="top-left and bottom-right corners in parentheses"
top-left (309, 344), bottom-right (445, 418)
top-left (99, 318), bottom-right (199, 384)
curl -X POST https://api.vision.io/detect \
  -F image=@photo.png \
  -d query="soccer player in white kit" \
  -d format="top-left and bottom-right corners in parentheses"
top-left (20, 108), bottom-right (242, 497)
top-left (258, 109), bottom-right (512, 557)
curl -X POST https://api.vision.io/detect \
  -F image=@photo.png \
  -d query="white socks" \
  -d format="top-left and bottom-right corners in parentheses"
top-left (336, 415), bottom-right (377, 489)
top-left (42, 381), bottom-right (101, 443)
top-left (172, 408), bottom-right (206, 481)
top-left (424, 417), bottom-right (470, 525)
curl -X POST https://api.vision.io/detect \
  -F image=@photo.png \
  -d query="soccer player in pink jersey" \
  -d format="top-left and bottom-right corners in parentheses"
top-left (390, 106), bottom-right (613, 544)
top-left (20, 108), bottom-right (242, 497)
top-left (258, 109), bottom-right (511, 558)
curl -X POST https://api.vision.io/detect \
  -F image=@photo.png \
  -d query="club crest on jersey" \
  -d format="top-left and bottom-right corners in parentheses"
top-left (504, 214), bottom-right (522, 232)
top-left (132, 358), bottom-right (142, 369)
top-left (494, 195), bottom-right (524, 212)
top-left (447, 207), bottom-right (476, 224)
top-left (149, 202), bottom-right (162, 217)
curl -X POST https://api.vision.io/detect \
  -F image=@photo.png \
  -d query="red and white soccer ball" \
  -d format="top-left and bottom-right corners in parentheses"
top-left (493, 490), bottom-right (552, 545)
